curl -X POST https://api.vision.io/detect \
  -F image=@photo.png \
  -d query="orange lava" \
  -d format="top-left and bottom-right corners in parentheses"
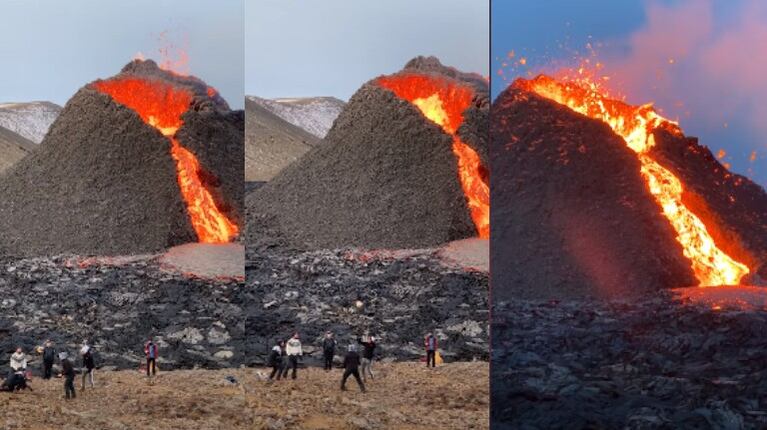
top-left (517, 75), bottom-right (749, 286)
top-left (93, 77), bottom-right (238, 243)
top-left (377, 74), bottom-right (489, 239)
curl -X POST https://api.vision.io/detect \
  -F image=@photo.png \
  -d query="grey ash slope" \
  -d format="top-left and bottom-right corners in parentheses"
top-left (0, 101), bottom-right (62, 143)
top-left (0, 125), bottom-right (35, 174)
top-left (0, 60), bottom-right (242, 257)
top-left (246, 56), bottom-right (489, 250)
top-left (245, 97), bottom-right (319, 182)
top-left (247, 95), bottom-right (345, 138)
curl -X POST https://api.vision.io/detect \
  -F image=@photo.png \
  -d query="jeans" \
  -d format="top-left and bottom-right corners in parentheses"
top-left (146, 358), bottom-right (156, 376)
top-left (426, 350), bottom-right (436, 367)
top-left (64, 375), bottom-right (76, 399)
top-left (81, 368), bottom-right (94, 388)
top-left (360, 358), bottom-right (373, 380)
top-left (43, 360), bottom-right (53, 379)
top-left (323, 352), bottom-right (334, 370)
top-left (287, 355), bottom-right (299, 379)
top-left (341, 368), bottom-right (365, 392)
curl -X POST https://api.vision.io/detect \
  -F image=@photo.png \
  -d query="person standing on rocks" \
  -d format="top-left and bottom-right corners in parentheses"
top-left (60, 352), bottom-right (76, 399)
top-left (42, 340), bottom-right (56, 380)
top-left (424, 333), bottom-right (438, 368)
top-left (10, 347), bottom-right (26, 373)
top-left (340, 344), bottom-right (365, 393)
top-left (80, 340), bottom-right (95, 389)
top-left (285, 333), bottom-right (302, 380)
top-left (145, 338), bottom-right (158, 378)
top-left (268, 341), bottom-right (284, 381)
top-left (357, 331), bottom-right (376, 381)
top-left (322, 331), bottom-right (336, 371)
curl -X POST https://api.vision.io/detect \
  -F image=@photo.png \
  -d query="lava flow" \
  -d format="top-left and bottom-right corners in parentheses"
top-left (517, 75), bottom-right (749, 286)
top-left (93, 77), bottom-right (238, 243)
top-left (377, 74), bottom-right (489, 239)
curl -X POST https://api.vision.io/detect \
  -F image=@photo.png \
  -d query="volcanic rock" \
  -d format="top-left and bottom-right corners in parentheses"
top-left (0, 60), bottom-right (242, 257)
top-left (491, 85), bottom-right (696, 300)
top-left (246, 56), bottom-right (488, 250)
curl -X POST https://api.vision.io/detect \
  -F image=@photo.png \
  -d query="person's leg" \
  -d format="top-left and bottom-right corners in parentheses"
top-left (341, 369), bottom-right (351, 390)
top-left (89, 369), bottom-right (94, 387)
top-left (146, 359), bottom-right (150, 377)
top-left (290, 356), bottom-right (298, 379)
top-left (269, 365), bottom-right (278, 380)
top-left (81, 369), bottom-right (86, 390)
top-left (352, 369), bottom-right (365, 392)
top-left (366, 359), bottom-right (374, 379)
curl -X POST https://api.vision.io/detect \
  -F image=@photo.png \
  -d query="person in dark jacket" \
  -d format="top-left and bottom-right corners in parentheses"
top-left (424, 332), bottom-right (438, 368)
top-left (340, 344), bottom-right (365, 392)
top-left (42, 340), bottom-right (55, 380)
top-left (322, 332), bottom-right (336, 371)
top-left (268, 341), bottom-right (284, 381)
top-left (144, 339), bottom-right (158, 377)
top-left (0, 371), bottom-right (32, 392)
top-left (357, 331), bottom-right (376, 381)
top-left (60, 352), bottom-right (76, 399)
top-left (80, 340), bottom-right (95, 389)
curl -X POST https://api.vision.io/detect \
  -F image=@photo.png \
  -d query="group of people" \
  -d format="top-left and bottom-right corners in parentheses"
top-left (1, 337), bottom-right (160, 399)
top-left (267, 330), bottom-right (442, 393)
top-left (0, 339), bottom-right (95, 399)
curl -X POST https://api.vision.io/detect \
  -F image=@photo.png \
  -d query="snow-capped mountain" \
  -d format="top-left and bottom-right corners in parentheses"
top-left (0, 101), bottom-right (62, 144)
top-left (246, 96), bottom-right (345, 138)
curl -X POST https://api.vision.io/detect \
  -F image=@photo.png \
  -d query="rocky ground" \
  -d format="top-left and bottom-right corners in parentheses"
top-left (250, 361), bottom-right (488, 429)
top-left (245, 236), bottom-right (489, 364)
top-left (491, 291), bottom-right (767, 429)
top-left (0, 363), bottom-right (487, 430)
top-left (0, 253), bottom-right (248, 371)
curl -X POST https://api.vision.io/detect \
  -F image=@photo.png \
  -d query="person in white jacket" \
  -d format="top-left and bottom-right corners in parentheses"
top-left (9, 347), bottom-right (26, 372)
top-left (285, 332), bottom-right (302, 380)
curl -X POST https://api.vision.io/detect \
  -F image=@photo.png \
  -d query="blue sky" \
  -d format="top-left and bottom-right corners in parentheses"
top-left (246, 0), bottom-right (489, 100)
top-left (0, 0), bottom-right (243, 109)
top-left (492, 0), bottom-right (767, 187)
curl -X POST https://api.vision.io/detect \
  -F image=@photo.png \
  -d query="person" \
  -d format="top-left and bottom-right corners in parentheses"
top-left (80, 340), bottom-right (95, 389)
top-left (42, 340), bottom-right (56, 380)
top-left (322, 331), bottom-right (336, 371)
top-left (268, 341), bottom-right (284, 381)
top-left (60, 352), bottom-right (76, 399)
top-left (0, 371), bottom-right (32, 392)
top-left (340, 344), bottom-right (365, 393)
top-left (10, 347), bottom-right (26, 372)
top-left (357, 331), bottom-right (376, 381)
top-left (285, 332), bottom-right (302, 380)
top-left (424, 332), bottom-right (438, 368)
top-left (278, 339), bottom-right (289, 380)
top-left (144, 338), bottom-right (158, 377)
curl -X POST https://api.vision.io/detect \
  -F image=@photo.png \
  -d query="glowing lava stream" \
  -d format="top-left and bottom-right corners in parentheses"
top-left (93, 77), bottom-right (238, 243)
top-left (377, 75), bottom-right (490, 239)
top-left (518, 75), bottom-right (749, 286)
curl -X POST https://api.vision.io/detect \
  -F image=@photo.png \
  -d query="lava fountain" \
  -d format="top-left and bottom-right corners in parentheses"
top-left (377, 74), bottom-right (490, 239)
top-left (516, 75), bottom-right (749, 286)
top-left (92, 77), bottom-right (239, 243)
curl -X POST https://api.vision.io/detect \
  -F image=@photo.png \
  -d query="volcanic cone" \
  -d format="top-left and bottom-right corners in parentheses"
top-left (0, 60), bottom-right (243, 257)
top-left (492, 76), bottom-right (767, 299)
top-left (246, 56), bottom-right (489, 250)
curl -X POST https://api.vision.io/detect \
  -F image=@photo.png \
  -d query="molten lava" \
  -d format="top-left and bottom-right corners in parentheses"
top-left (93, 77), bottom-right (238, 243)
top-left (377, 74), bottom-right (489, 239)
top-left (517, 75), bottom-right (749, 286)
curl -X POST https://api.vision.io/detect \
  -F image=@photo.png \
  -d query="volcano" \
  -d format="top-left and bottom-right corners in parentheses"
top-left (0, 59), bottom-right (243, 257)
top-left (246, 56), bottom-right (489, 249)
top-left (492, 75), bottom-right (767, 299)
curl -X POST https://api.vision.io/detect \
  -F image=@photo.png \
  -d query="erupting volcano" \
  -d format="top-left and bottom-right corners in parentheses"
top-left (246, 56), bottom-right (488, 250)
top-left (516, 76), bottom-right (749, 286)
top-left (0, 59), bottom-right (243, 256)
top-left (377, 75), bottom-right (489, 239)
top-left (92, 78), bottom-right (238, 243)
top-left (492, 73), bottom-right (767, 299)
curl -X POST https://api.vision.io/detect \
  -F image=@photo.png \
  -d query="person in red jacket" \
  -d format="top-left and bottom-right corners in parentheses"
top-left (424, 332), bottom-right (438, 368)
top-left (144, 339), bottom-right (158, 377)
